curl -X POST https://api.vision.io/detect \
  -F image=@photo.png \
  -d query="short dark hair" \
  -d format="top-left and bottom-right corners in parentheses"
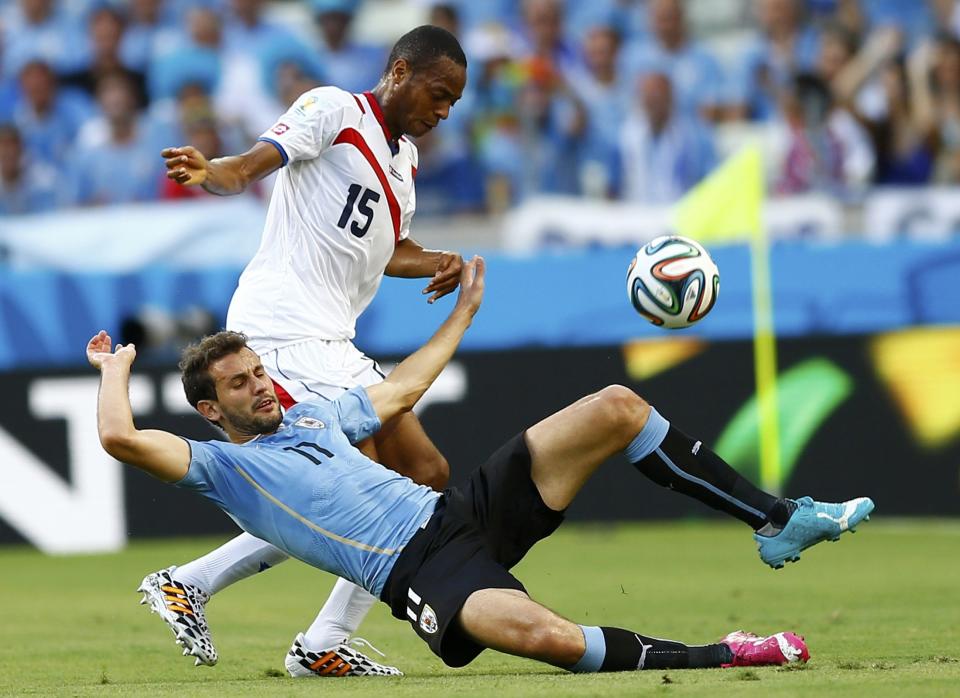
top-left (179, 331), bottom-right (250, 408)
top-left (383, 25), bottom-right (466, 77)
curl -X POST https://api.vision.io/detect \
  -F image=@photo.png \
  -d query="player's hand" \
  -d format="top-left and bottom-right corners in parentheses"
top-left (161, 145), bottom-right (209, 187)
top-left (86, 330), bottom-right (137, 371)
top-left (423, 251), bottom-right (462, 304)
top-left (454, 256), bottom-right (485, 315)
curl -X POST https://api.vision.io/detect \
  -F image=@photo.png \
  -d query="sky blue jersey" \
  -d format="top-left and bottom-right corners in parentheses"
top-left (175, 387), bottom-right (440, 597)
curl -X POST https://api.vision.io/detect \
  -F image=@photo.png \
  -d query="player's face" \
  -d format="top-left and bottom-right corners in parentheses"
top-left (206, 349), bottom-right (283, 437)
top-left (394, 56), bottom-right (466, 138)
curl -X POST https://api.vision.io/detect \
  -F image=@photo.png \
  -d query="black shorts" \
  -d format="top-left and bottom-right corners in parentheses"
top-left (380, 432), bottom-right (565, 667)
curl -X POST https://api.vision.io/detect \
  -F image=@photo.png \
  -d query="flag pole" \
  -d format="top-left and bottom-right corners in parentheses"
top-left (674, 145), bottom-right (782, 493)
top-left (749, 201), bottom-right (782, 495)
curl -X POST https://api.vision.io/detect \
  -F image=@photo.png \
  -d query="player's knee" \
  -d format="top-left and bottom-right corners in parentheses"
top-left (596, 385), bottom-right (650, 440)
top-left (418, 452), bottom-right (450, 491)
top-left (520, 622), bottom-right (584, 666)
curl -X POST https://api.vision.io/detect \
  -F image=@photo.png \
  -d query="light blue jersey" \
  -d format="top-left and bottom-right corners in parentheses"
top-left (175, 387), bottom-right (440, 597)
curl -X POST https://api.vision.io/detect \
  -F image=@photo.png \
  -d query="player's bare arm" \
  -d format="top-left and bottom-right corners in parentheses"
top-left (161, 141), bottom-right (283, 195)
top-left (87, 330), bottom-right (191, 482)
top-left (366, 256), bottom-right (484, 423)
top-left (385, 238), bottom-right (464, 303)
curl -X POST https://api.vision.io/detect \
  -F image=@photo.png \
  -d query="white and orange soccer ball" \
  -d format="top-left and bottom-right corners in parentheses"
top-left (626, 235), bottom-right (720, 329)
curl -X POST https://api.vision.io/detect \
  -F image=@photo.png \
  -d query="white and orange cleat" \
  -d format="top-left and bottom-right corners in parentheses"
top-left (285, 633), bottom-right (402, 677)
top-left (137, 566), bottom-right (218, 666)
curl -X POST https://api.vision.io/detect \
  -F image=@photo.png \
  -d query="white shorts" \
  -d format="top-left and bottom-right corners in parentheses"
top-left (257, 339), bottom-right (386, 403)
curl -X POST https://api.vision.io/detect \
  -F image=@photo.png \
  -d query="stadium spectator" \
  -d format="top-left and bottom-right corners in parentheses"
top-left (10, 59), bottom-right (90, 166)
top-left (414, 4), bottom-right (484, 214)
top-left (729, 0), bottom-right (821, 121)
top-left (517, 0), bottom-right (578, 84)
top-left (824, 26), bottom-right (934, 185)
top-left (620, 0), bottom-right (727, 122)
top-left (310, 0), bottom-right (385, 94)
top-left (1, 0), bottom-right (86, 78)
top-left (619, 72), bottom-right (716, 204)
top-left (217, 2), bottom-right (317, 141)
top-left (774, 73), bottom-right (874, 196)
top-left (500, 0), bottom-right (587, 199)
top-left (470, 24), bottom-right (525, 211)
top-left (62, 5), bottom-right (148, 109)
top-left (860, 0), bottom-right (936, 45)
top-left (68, 72), bottom-right (160, 205)
top-left (120, 0), bottom-right (177, 72)
top-left (907, 34), bottom-right (960, 183)
top-left (428, 3), bottom-right (460, 36)
top-left (569, 22), bottom-right (630, 198)
top-left (0, 122), bottom-right (58, 214)
top-left (223, 0), bottom-right (298, 53)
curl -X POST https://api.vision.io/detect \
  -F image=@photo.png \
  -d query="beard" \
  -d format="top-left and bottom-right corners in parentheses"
top-left (221, 403), bottom-right (283, 437)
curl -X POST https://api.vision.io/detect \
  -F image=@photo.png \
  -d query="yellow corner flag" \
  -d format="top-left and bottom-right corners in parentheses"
top-left (674, 144), bottom-right (764, 242)
top-left (674, 145), bottom-right (783, 494)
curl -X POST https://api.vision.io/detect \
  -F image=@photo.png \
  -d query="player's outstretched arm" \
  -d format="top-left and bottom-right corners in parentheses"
top-left (161, 141), bottom-right (283, 195)
top-left (384, 238), bottom-right (463, 303)
top-left (87, 331), bottom-right (191, 483)
top-left (366, 256), bottom-right (484, 423)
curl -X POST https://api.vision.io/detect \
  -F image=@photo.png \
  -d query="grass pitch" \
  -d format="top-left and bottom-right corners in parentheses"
top-left (2, 520), bottom-right (958, 697)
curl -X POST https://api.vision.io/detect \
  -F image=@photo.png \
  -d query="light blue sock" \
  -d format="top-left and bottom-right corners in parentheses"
top-left (569, 625), bottom-right (606, 673)
top-left (624, 407), bottom-right (670, 463)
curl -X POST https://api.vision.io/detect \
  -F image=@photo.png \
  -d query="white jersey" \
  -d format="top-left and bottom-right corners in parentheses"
top-left (227, 86), bottom-right (419, 352)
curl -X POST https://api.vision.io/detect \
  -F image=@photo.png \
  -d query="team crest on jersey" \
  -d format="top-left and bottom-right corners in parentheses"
top-left (272, 122), bottom-right (289, 135)
top-left (294, 416), bottom-right (325, 430)
top-left (419, 604), bottom-right (438, 634)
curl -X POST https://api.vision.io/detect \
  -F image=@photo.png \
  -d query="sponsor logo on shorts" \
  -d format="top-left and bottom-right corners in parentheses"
top-left (294, 417), bottom-right (325, 429)
top-left (419, 604), bottom-right (438, 634)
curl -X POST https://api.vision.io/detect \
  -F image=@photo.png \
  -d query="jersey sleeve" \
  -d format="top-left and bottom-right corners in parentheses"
top-left (331, 386), bottom-right (382, 444)
top-left (258, 88), bottom-right (352, 165)
top-left (173, 438), bottom-right (221, 492)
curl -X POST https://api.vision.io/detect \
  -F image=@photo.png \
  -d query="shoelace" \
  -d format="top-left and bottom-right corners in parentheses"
top-left (348, 636), bottom-right (387, 658)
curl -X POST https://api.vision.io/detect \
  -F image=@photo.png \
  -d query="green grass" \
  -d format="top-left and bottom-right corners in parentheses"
top-left (2, 520), bottom-right (958, 697)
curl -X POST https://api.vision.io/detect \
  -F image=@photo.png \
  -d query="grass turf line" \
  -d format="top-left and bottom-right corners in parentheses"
top-left (1, 520), bottom-right (958, 697)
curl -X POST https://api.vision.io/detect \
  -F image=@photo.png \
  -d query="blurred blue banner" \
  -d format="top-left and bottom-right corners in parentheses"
top-left (2, 239), bottom-right (959, 369)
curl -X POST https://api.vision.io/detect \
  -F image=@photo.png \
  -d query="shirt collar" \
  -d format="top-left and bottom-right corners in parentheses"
top-left (363, 91), bottom-right (400, 154)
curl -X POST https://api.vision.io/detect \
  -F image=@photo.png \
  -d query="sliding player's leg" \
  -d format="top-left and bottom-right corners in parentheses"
top-left (373, 410), bottom-right (450, 491)
top-left (524, 385), bottom-right (873, 568)
top-left (456, 588), bottom-right (808, 671)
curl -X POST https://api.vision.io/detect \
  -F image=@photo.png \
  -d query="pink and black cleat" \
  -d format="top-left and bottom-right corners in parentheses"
top-left (720, 630), bottom-right (810, 667)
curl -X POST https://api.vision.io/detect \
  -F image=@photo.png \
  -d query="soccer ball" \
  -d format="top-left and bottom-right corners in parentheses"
top-left (626, 235), bottom-right (720, 329)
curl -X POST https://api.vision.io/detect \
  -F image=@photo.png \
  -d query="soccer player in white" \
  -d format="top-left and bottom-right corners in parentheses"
top-left (142, 26), bottom-right (469, 676)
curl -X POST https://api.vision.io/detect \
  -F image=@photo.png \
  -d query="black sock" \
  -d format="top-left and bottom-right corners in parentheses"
top-left (633, 425), bottom-right (783, 530)
top-left (599, 627), bottom-right (733, 670)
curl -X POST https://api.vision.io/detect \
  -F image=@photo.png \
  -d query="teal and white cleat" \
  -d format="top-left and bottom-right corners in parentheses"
top-left (755, 496), bottom-right (874, 569)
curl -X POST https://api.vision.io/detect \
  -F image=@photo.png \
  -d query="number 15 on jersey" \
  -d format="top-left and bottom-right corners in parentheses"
top-left (337, 184), bottom-right (380, 238)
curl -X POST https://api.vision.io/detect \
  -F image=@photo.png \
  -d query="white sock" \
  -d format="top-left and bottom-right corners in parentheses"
top-left (172, 532), bottom-right (290, 595)
top-left (302, 577), bottom-right (377, 650)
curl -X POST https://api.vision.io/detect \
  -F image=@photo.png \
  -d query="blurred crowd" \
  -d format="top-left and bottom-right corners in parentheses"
top-left (3, 0), bottom-right (960, 217)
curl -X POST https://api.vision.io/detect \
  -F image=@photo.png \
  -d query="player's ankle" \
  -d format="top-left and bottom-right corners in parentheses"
top-left (302, 627), bottom-right (350, 651)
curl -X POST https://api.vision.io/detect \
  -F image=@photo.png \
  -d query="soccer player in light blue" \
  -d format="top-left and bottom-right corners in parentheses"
top-left (89, 257), bottom-right (872, 675)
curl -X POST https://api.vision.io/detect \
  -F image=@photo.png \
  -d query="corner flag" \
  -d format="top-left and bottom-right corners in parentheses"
top-left (674, 145), bottom-right (783, 494)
